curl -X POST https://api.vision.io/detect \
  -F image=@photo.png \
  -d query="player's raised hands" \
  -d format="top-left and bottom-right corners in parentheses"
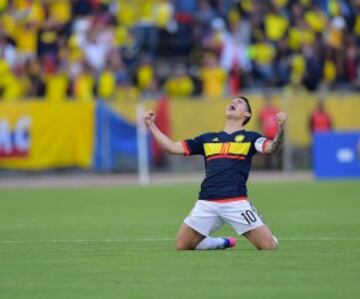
top-left (143, 111), bottom-right (156, 127)
top-left (276, 111), bottom-right (287, 126)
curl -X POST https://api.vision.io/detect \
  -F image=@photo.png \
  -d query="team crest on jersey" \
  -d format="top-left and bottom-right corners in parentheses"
top-left (212, 137), bottom-right (219, 142)
top-left (235, 135), bottom-right (245, 142)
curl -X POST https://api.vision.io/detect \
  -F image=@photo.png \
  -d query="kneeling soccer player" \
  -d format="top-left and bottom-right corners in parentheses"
top-left (143, 96), bottom-right (287, 250)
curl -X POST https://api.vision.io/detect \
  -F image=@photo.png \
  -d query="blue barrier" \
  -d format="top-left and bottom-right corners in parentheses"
top-left (94, 101), bottom-right (150, 172)
top-left (313, 131), bottom-right (360, 179)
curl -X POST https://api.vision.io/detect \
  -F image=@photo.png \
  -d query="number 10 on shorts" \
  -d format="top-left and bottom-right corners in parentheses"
top-left (241, 210), bottom-right (257, 224)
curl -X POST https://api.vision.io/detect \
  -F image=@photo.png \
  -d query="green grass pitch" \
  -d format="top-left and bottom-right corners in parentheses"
top-left (0, 181), bottom-right (359, 299)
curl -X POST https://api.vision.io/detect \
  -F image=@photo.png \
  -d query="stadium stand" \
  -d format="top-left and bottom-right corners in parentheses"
top-left (0, 0), bottom-right (359, 102)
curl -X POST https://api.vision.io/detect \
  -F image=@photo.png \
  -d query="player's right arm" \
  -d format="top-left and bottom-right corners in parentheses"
top-left (143, 111), bottom-right (185, 155)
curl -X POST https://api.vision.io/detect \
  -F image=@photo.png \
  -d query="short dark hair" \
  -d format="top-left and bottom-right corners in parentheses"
top-left (237, 96), bottom-right (252, 125)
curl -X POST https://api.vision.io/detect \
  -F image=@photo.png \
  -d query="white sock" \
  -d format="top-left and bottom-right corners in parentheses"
top-left (273, 235), bottom-right (279, 247)
top-left (195, 237), bottom-right (226, 250)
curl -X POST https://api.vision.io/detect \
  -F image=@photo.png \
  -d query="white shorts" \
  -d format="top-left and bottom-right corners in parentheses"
top-left (184, 199), bottom-right (264, 236)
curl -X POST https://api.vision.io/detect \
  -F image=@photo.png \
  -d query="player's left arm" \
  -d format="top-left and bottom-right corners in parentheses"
top-left (263, 111), bottom-right (287, 154)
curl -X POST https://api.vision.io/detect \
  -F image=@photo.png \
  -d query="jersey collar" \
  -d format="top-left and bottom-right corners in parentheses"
top-left (222, 129), bottom-right (245, 135)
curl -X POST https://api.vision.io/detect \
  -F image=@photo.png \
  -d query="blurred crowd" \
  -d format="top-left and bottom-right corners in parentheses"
top-left (0, 0), bottom-right (360, 102)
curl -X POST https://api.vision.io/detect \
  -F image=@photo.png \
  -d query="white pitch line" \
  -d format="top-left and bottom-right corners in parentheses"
top-left (0, 237), bottom-right (360, 244)
top-left (277, 237), bottom-right (360, 242)
top-left (0, 238), bottom-right (173, 244)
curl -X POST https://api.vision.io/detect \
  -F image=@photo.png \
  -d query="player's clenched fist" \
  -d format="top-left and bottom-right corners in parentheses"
top-left (276, 111), bottom-right (287, 126)
top-left (143, 111), bottom-right (156, 126)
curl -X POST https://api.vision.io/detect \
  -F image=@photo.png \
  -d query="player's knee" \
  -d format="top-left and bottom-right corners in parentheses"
top-left (175, 239), bottom-right (196, 250)
top-left (175, 241), bottom-right (188, 250)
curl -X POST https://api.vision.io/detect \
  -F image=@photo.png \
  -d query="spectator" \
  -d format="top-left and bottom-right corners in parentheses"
top-left (97, 61), bottom-right (116, 100)
top-left (304, 4), bottom-right (327, 33)
top-left (14, 22), bottom-right (37, 62)
top-left (133, 0), bottom-right (159, 56)
top-left (1, 63), bottom-right (30, 102)
top-left (259, 94), bottom-right (281, 170)
top-left (354, 6), bottom-right (360, 41)
top-left (44, 67), bottom-right (69, 103)
top-left (0, 35), bottom-right (17, 68)
top-left (273, 39), bottom-right (291, 86)
top-left (344, 41), bottom-right (358, 85)
top-left (113, 57), bottom-right (130, 88)
top-left (220, 20), bottom-right (251, 73)
top-left (73, 62), bottom-right (95, 101)
top-left (323, 57), bottom-right (337, 85)
top-left (164, 65), bottom-right (194, 97)
top-left (249, 36), bottom-right (276, 84)
top-left (37, 17), bottom-right (65, 58)
top-left (203, 18), bottom-right (229, 55)
top-left (48, 0), bottom-right (72, 24)
top-left (195, 0), bottom-right (216, 32)
top-left (26, 58), bottom-right (45, 97)
top-left (154, 0), bottom-right (174, 29)
top-left (200, 53), bottom-right (227, 97)
top-left (290, 51), bottom-right (306, 85)
top-left (136, 57), bottom-right (155, 94)
top-left (79, 31), bottom-right (110, 72)
top-left (259, 94), bottom-right (279, 140)
top-left (309, 101), bottom-right (333, 133)
top-left (264, 6), bottom-right (289, 42)
top-left (303, 44), bottom-right (323, 91)
top-left (288, 20), bottom-right (315, 51)
top-left (327, 16), bottom-right (346, 50)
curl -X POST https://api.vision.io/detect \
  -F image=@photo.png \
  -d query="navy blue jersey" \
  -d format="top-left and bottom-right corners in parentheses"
top-left (182, 130), bottom-right (267, 200)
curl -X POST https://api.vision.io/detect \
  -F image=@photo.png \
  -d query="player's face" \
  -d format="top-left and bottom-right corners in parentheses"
top-left (226, 98), bottom-right (248, 120)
